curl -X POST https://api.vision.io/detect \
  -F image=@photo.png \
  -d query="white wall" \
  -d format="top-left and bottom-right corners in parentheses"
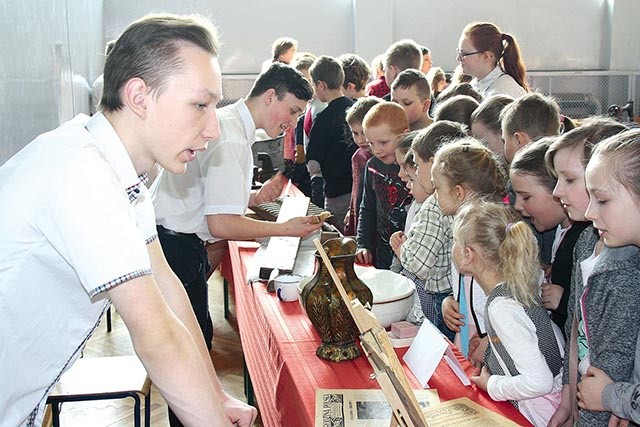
top-left (609, 0), bottom-right (640, 70)
top-left (104, 0), bottom-right (354, 74)
top-left (391, 0), bottom-right (610, 71)
top-left (103, 0), bottom-right (631, 74)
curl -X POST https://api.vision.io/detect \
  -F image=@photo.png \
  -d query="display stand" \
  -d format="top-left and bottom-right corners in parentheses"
top-left (313, 239), bottom-right (429, 427)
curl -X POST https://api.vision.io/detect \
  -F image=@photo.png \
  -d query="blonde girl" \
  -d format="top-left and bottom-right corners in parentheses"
top-left (549, 129), bottom-right (640, 427)
top-left (544, 118), bottom-right (631, 427)
top-left (576, 129), bottom-right (640, 425)
top-left (453, 202), bottom-right (564, 426)
top-left (432, 138), bottom-right (506, 362)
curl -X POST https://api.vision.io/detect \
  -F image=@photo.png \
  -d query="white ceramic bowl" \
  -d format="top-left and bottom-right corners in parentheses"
top-left (354, 265), bottom-right (415, 328)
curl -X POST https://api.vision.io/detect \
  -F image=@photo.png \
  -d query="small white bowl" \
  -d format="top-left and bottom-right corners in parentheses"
top-left (354, 265), bottom-right (415, 328)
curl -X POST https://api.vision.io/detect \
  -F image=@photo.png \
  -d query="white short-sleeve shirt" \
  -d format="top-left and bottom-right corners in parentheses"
top-left (474, 65), bottom-right (527, 99)
top-left (0, 113), bottom-right (156, 426)
top-left (152, 99), bottom-right (257, 242)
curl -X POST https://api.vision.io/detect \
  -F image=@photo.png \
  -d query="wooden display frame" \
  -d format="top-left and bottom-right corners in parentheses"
top-left (313, 239), bottom-right (429, 427)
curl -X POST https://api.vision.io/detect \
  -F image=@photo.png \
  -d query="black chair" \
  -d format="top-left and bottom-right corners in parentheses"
top-left (47, 356), bottom-right (151, 427)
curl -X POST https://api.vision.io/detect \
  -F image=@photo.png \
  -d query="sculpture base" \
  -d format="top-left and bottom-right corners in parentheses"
top-left (316, 341), bottom-right (361, 362)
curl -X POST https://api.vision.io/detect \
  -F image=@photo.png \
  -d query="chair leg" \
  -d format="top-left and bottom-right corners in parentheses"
top-left (106, 306), bottom-right (112, 333)
top-left (223, 278), bottom-right (230, 320)
top-left (130, 393), bottom-right (141, 427)
top-left (51, 402), bottom-right (61, 427)
top-left (145, 390), bottom-right (151, 427)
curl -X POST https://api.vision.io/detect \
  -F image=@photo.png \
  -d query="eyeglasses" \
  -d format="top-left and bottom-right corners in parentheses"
top-left (456, 49), bottom-right (483, 60)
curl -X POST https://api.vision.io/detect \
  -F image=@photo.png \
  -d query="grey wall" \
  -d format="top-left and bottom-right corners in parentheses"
top-left (0, 0), bottom-right (103, 165)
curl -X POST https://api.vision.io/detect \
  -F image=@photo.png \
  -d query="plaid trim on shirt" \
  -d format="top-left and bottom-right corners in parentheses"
top-left (400, 195), bottom-right (453, 293)
top-left (89, 269), bottom-right (152, 297)
top-left (125, 173), bottom-right (148, 202)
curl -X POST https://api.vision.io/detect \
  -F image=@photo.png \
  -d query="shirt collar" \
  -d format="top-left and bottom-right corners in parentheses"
top-left (475, 65), bottom-right (504, 93)
top-left (84, 112), bottom-right (148, 202)
top-left (233, 99), bottom-right (257, 144)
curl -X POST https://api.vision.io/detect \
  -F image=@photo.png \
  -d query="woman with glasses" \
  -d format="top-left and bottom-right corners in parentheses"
top-left (457, 22), bottom-right (529, 99)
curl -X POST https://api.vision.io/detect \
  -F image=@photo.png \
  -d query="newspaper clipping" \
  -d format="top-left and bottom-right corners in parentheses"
top-left (315, 388), bottom-right (439, 427)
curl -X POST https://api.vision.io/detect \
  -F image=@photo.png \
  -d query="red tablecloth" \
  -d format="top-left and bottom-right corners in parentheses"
top-left (222, 241), bottom-right (531, 427)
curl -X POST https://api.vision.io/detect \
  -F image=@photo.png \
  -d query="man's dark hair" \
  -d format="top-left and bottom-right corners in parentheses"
top-left (249, 62), bottom-right (313, 101)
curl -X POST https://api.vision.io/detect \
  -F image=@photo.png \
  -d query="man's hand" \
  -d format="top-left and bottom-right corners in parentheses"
top-left (470, 366), bottom-right (490, 392)
top-left (251, 172), bottom-right (286, 206)
top-left (541, 283), bottom-right (564, 311)
top-left (281, 216), bottom-right (324, 237)
top-left (578, 366), bottom-right (613, 412)
top-left (356, 248), bottom-right (373, 265)
top-left (222, 393), bottom-right (258, 427)
top-left (442, 296), bottom-right (463, 332)
top-left (389, 231), bottom-right (407, 257)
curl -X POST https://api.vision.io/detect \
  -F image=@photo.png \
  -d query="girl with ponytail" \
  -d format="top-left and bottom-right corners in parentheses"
top-left (457, 22), bottom-right (528, 99)
top-left (452, 202), bottom-right (564, 426)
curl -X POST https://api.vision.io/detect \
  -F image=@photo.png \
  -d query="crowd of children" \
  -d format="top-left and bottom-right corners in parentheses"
top-left (9, 11), bottom-right (640, 427)
top-left (279, 20), bottom-right (640, 427)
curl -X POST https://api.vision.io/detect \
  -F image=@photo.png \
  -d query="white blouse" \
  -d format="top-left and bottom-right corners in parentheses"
top-left (474, 65), bottom-right (527, 99)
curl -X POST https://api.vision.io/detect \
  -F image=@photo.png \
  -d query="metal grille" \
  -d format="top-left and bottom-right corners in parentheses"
top-left (529, 71), bottom-right (638, 121)
top-left (220, 75), bottom-right (258, 107)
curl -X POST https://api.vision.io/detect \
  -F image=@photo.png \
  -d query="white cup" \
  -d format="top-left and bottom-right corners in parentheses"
top-left (275, 274), bottom-right (302, 302)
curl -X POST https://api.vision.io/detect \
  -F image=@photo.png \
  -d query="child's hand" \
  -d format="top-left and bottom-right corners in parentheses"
top-left (578, 366), bottom-right (613, 412)
top-left (442, 296), bottom-right (464, 332)
top-left (608, 415), bottom-right (630, 427)
top-left (548, 385), bottom-right (576, 427)
top-left (468, 335), bottom-right (488, 368)
top-left (389, 231), bottom-right (406, 256)
top-left (355, 248), bottom-right (372, 265)
top-left (470, 366), bottom-right (490, 392)
top-left (541, 283), bottom-right (564, 311)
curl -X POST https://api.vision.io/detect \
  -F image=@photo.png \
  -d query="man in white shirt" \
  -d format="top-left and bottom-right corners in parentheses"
top-left (0, 14), bottom-right (256, 427)
top-left (152, 66), bottom-right (325, 405)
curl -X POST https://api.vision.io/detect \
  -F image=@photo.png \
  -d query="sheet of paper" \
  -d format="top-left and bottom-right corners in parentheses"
top-left (315, 388), bottom-right (439, 427)
top-left (403, 320), bottom-right (448, 388)
top-left (443, 346), bottom-right (471, 386)
top-left (422, 397), bottom-right (521, 426)
top-left (262, 196), bottom-right (310, 271)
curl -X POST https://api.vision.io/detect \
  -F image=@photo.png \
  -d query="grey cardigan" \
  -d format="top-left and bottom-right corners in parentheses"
top-left (602, 335), bottom-right (640, 423)
top-left (564, 225), bottom-right (640, 426)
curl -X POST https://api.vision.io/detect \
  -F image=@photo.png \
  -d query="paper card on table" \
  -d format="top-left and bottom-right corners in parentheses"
top-left (403, 320), bottom-right (448, 388)
top-left (423, 397), bottom-right (521, 426)
top-left (443, 346), bottom-right (471, 386)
